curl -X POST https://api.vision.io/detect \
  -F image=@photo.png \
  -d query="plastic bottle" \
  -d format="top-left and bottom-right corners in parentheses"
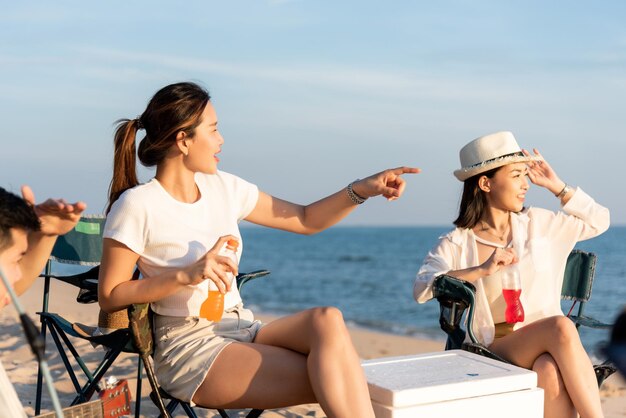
top-left (199, 239), bottom-right (239, 322)
top-left (501, 259), bottom-right (525, 324)
top-left (502, 281), bottom-right (524, 323)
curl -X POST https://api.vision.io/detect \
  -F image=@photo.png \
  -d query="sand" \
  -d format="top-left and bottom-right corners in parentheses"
top-left (2, 278), bottom-right (624, 417)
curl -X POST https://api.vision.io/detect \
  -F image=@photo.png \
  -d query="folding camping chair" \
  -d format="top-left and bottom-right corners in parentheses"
top-left (128, 270), bottom-right (270, 418)
top-left (34, 215), bottom-right (145, 416)
top-left (432, 249), bottom-right (617, 386)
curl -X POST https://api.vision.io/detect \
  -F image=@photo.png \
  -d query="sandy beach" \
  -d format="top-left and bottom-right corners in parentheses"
top-left (2, 278), bottom-right (625, 417)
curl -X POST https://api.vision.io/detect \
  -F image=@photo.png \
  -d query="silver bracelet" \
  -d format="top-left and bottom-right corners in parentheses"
top-left (555, 183), bottom-right (571, 199)
top-left (347, 181), bottom-right (367, 205)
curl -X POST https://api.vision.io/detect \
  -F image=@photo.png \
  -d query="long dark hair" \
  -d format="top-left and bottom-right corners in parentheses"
top-left (453, 167), bottom-right (500, 229)
top-left (107, 82), bottom-right (211, 214)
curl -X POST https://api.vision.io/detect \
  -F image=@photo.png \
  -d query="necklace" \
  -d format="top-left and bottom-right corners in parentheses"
top-left (479, 220), bottom-right (509, 241)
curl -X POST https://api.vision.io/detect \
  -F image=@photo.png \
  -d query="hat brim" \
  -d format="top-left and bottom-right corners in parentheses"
top-left (453, 155), bottom-right (541, 181)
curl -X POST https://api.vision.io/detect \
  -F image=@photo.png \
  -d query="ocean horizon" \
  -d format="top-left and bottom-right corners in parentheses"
top-left (238, 225), bottom-right (626, 359)
top-left (48, 225), bottom-right (625, 360)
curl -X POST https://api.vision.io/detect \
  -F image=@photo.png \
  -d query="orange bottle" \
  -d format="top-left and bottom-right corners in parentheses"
top-left (199, 239), bottom-right (239, 321)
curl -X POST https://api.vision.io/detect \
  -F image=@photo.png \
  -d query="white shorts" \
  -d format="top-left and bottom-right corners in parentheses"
top-left (152, 304), bottom-right (263, 404)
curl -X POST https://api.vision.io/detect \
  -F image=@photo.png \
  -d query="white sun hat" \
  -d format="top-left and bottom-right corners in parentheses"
top-left (453, 131), bottom-right (540, 181)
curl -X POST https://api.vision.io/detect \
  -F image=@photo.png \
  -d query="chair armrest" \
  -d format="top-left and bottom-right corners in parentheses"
top-left (40, 266), bottom-right (100, 304)
top-left (433, 274), bottom-right (476, 299)
top-left (461, 342), bottom-right (511, 364)
top-left (236, 269), bottom-right (270, 291)
top-left (569, 315), bottom-right (612, 330)
top-left (39, 265), bottom-right (99, 290)
top-left (432, 275), bottom-right (479, 346)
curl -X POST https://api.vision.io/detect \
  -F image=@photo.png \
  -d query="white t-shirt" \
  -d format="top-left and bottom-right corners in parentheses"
top-left (0, 359), bottom-right (27, 418)
top-left (104, 171), bottom-right (259, 316)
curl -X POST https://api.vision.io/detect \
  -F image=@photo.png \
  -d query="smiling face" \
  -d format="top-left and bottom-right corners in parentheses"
top-left (0, 228), bottom-right (27, 308)
top-left (481, 162), bottom-right (530, 213)
top-left (184, 102), bottom-right (224, 174)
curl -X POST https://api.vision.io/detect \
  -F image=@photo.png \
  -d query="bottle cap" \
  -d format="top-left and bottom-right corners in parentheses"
top-left (226, 239), bottom-right (239, 250)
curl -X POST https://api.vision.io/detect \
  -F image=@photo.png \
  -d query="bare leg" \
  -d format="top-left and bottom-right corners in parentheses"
top-left (533, 353), bottom-right (576, 418)
top-left (193, 340), bottom-right (316, 408)
top-left (489, 315), bottom-right (602, 418)
top-left (193, 307), bottom-right (375, 418)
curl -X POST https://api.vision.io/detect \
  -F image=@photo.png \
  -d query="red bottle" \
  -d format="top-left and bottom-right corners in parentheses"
top-left (199, 239), bottom-right (239, 322)
top-left (502, 266), bottom-right (524, 324)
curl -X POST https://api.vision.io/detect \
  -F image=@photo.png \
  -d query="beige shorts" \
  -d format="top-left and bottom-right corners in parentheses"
top-left (153, 304), bottom-right (263, 404)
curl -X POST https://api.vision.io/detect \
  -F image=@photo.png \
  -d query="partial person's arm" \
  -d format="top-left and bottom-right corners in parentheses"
top-left (414, 238), bottom-right (517, 302)
top-left (447, 247), bottom-right (517, 282)
top-left (98, 235), bottom-right (239, 313)
top-left (559, 188), bottom-right (610, 240)
top-left (414, 237), bottom-right (456, 303)
top-left (524, 148), bottom-right (575, 204)
top-left (14, 186), bottom-right (86, 295)
top-left (245, 166), bottom-right (420, 234)
top-left (524, 148), bottom-right (610, 240)
top-left (101, 167), bottom-right (419, 312)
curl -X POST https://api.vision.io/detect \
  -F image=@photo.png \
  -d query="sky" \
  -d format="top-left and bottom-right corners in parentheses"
top-left (1, 1), bottom-right (625, 226)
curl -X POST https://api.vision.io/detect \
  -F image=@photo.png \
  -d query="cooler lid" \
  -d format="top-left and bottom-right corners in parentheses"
top-left (363, 350), bottom-right (537, 408)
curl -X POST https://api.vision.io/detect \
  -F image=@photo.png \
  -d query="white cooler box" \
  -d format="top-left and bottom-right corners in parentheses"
top-left (363, 350), bottom-right (543, 418)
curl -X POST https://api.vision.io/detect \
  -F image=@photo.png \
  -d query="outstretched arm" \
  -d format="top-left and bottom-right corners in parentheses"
top-left (245, 166), bottom-right (420, 234)
top-left (15, 185), bottom-right (86, 295)
top-left (525, 148), bottom-right (609, 242)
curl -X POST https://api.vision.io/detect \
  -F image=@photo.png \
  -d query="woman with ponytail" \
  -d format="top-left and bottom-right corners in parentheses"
top-left (98, 81), bottom-right (419, 417)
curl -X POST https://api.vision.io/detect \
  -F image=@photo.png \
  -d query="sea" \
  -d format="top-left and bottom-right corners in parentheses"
top-left (236, 225), bottom-right (626, 360)
top-left (49, 225), bottom-right (625, 360)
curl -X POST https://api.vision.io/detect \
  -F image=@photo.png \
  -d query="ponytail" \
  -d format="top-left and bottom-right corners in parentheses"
top-left (106, 82), bottom-right (211, 214)
top-left (107, 119), bottom-right (141, 214)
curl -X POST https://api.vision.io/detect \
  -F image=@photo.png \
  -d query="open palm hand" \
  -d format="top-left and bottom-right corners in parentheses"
top-left (523, 149), bottom-right (563, 193)
top-left (21, 185), bottom-right (86, 236)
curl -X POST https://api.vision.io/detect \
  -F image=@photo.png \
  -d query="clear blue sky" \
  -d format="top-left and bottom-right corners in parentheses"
top-left (1, 1), bottom-right (624, 225)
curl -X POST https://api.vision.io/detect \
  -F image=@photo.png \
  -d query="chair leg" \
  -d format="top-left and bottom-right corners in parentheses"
top-left (217, 409), bottom-right (230, 418)
top-left (46, 322), bottom-right (86, 400)
top-left (163, 399), bottom-right (179, 418)
top-left (45, 316), bottom-right (125, 406)
top-left (35, 319), bottom-right (49, 415)
top-left (49, 319), bottom-right (96, 382)
top-left (135, 357), bottom-right (143, 418)
top-left (46, 317), bottom-right (121, 405)
top-left (181, 401), bottom-right (199, 417)
top-left (36, 267), bottom-right (53, 415)
top-left (141, 353), bottom-right (172, 417)
top-left (246, 409), bottom-right (264, 418)
top-left (72, 345), bottom-right (125, 405)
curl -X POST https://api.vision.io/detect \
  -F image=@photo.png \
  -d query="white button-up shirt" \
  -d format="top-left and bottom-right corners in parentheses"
top-left (0, 360), bottom-right (27, 418)
top-left (414, 188), bottom-right (610, 346)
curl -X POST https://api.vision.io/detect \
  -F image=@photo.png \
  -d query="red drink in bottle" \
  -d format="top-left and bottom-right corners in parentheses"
top-left (501, 237), bottom-right (525, 324)
top-left (502, 288), bottom-right (524, 323)
top-left (501, 262), bottom-right (525, 324)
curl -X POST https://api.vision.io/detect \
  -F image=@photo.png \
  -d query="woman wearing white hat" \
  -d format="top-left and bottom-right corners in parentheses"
top-left (414, 131), bottom-right (609, 418)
